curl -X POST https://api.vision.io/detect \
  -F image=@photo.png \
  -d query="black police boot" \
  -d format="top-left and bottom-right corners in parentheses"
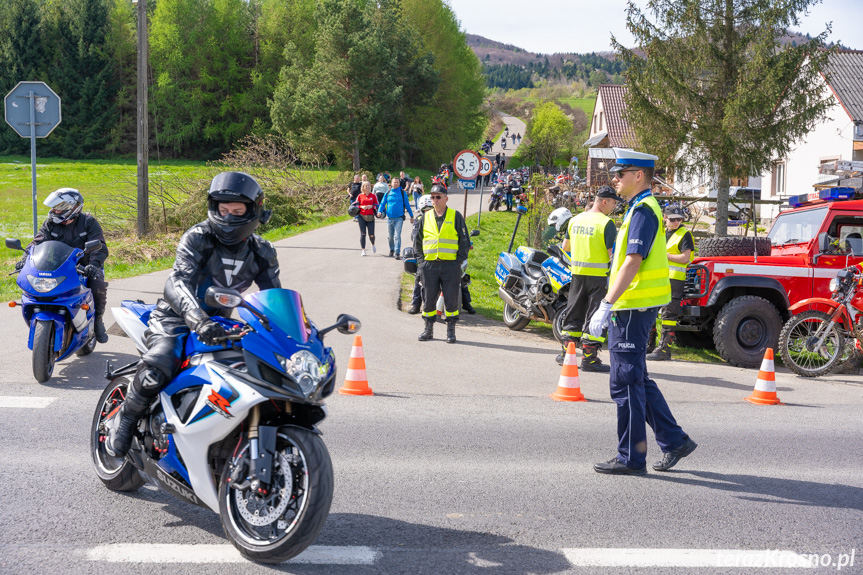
top-left (408, 302), bottom-right (421, 314)
top-left (94, 314), bottom-right (109, 344)
top-left (555, 337), bottom-right (577, 365)
top-left (580, 342), bottom-right (610, 373)
top-left (446, 319), bottom-right (457, 344)
top-left (105, 385), bottom-right (151, 457)
top-left (647, 331), bottom-right (673, 361)
top-left (418, 317), bottom-right (434, 341)
top-left (463, 303), bottom-right (476, 314)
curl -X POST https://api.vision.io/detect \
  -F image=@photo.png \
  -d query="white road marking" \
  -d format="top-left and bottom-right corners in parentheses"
top-left (563, 548), bottom-right (817, 568)
top-left (86, 544), bottom-right (380, 565)
top-left (0, 396), bottom-right (56, 409)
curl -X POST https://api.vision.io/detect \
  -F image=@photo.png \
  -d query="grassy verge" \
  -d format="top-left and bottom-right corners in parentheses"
top-left (399, 208), bottom-right (723, 363)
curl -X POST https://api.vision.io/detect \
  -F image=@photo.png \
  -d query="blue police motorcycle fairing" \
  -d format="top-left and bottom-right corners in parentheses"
top-left (7, 239), bottom-right (99, 383)
top-left (92, 287), bottom-right (359, 564)
top-left (495, 230), bottom-right (571, 344)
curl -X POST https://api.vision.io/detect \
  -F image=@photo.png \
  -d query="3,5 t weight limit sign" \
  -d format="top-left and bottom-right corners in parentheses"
top-left (453, 150), bottom-right (481, 180)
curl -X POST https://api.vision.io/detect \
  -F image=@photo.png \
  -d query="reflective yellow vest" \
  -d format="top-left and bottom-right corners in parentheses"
top-left (568, 211), bottom-right (612, 276)
top-left (609, 195), bottom-right (671, 310)
top-left (422, 207), bottom-right (458, 261)
top-left (666, 227), bottom-right (694, 281)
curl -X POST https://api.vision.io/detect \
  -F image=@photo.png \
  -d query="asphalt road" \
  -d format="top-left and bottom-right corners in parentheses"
top-left (2, 171), bottom-right (862, 574)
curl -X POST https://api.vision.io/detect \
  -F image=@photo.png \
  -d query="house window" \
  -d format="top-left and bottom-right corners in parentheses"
top-left (771, 161), bottom-right (786, 197)
top-left (599, 112), bottom-right (604, 131)
top-left (593, 115), bottom-right (597, 134)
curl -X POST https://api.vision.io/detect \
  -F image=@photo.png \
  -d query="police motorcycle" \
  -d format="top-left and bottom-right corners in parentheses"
top-left (494, 206), bottom-right (571, 343)
top-left (779, 244), bottom-right (863, 377)
top-left (91, 286), bottom-right (360, 564)
top-left (6, 237), bottom-right (103, 383)
top-left (489, 181), bottom-right (506, 212)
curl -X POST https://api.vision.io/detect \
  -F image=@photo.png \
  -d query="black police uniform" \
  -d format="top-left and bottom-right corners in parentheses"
top-left (25, 213), bottom-right (109, 325)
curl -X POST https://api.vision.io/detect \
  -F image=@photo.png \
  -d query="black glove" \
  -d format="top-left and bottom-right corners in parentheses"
top-left (14, 259), bottom-right (25, 272)
top-left (185, 308), bottom-right (227, 346)
top-left (84, 264), bottom-right (100, 278)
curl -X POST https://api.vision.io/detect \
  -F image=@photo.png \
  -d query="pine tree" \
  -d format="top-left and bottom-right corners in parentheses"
top-left (613, 0), bottom-right (833, 235)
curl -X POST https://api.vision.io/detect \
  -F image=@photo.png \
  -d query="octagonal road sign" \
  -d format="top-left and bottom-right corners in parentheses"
top-left (4, 81), bottom-right (62, 138)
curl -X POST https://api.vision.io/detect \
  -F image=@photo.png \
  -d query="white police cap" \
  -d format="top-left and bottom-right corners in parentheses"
top-left (609, 148), bottom-right (659, 173)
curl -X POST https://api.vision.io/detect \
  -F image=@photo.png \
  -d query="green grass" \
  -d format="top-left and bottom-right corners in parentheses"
top-left (524, 95), bottom-right (596, 117)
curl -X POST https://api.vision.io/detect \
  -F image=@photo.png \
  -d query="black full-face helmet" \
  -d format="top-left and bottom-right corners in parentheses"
top-left (207, 172), bottom-right (270, 245)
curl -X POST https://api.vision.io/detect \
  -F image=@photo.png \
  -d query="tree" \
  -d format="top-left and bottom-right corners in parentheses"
top-left (527, 101), bottom-right (572, 170)
top-left (613, 0), bottom-right (833, 235)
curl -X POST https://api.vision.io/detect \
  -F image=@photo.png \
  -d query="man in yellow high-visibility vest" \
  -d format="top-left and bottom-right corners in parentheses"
top-left (414, 184), bottom-right (471, 343)
top-left (588, 148), bottom-right (697, 476)
top-left (647, 205), bottom-right (694, 361)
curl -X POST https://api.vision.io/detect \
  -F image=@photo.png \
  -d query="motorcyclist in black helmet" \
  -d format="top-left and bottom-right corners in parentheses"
top-left (19, 188), bottom-right (110, 343)
top-left (106, 172), bottom-right (281, 457)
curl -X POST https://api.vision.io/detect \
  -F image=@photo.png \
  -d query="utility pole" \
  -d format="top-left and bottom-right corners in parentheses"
top-left (135, 0), bottom-right (149, 236)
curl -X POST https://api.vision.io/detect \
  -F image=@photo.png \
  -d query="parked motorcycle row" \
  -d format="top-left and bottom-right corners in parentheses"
top-left (6, 238), bottom-right (361, 564)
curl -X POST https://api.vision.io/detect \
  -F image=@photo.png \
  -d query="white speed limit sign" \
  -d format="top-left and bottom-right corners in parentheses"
top-left (453, 149), bottom-right (481, 180)
top-left (479, 157), bottom-right (492, 176)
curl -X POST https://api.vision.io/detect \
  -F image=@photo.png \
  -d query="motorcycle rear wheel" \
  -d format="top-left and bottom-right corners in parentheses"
top-left (32, 319), bottom-right (55, 383)
top-left (220, 426), bottom-right (334, 564)
top-left (778, 310), bottom-right (845, 377)
top-left (503, 303), bottom-right (531, 331)
top-left (90, 375), bottom-right (145, 491)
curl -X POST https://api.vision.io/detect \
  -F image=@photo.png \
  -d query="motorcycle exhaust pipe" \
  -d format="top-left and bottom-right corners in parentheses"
top-left (498, 287), bottom-right (529, 315)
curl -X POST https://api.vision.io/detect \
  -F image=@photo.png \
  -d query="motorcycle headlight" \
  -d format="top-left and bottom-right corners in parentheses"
top-left (829, 278), bottom-right (839, 292)
top-left (277, 350), bottom-right (327, 395)
top-left (27, 275), bottom-right (64, 293)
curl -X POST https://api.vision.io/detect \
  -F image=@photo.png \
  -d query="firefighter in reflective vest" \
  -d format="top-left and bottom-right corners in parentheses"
top-left (414, 184), bottom-right (471, 344)
top-left (551, 185), bottom-right (620, 371)
top-left (648, 205), bottom-right (694, 361)
top-left (588, 148), bottom-right (696, 475)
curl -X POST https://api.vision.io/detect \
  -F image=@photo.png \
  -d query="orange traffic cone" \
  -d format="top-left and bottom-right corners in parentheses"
top-left (339, 335), bottom-right (373, 396)
top-left (746, 348), bottom-right (782, 405)
top-left (551, 342), bottom-right (587, 402)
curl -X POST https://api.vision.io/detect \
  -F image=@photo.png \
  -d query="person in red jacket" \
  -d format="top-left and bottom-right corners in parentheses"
top-left (356, 181), bottom-right (379, 256)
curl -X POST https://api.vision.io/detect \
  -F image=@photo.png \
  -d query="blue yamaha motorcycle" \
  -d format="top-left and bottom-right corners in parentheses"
top-left (494, 206), bottom-right (572, 343)
top-left (6, 238), bottom-right (103, 383)
top-left (91, 286), bottom-right (360, 564)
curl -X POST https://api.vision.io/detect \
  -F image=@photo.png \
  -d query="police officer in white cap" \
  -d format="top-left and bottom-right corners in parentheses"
top-left (588, 148), bottom-right (697, 475)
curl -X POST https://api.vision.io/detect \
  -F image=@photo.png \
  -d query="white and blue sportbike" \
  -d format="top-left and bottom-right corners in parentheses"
top-left (91, 286), bottom-right (359, 564)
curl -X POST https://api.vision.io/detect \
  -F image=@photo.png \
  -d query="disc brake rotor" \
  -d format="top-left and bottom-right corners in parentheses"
top-left (234, 451), bottom-right (294, 527)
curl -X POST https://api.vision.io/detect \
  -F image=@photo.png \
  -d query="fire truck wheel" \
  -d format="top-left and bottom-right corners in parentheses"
top-left (697, 237), bottom-right (771, 258)
top-left (713, 295), bottom-right (782, 368)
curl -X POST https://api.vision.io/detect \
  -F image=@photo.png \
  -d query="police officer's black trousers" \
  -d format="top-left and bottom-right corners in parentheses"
top-left (413, 272), bottom-right (470, 309)
top-left (420, 260), bottom-right (461, 320)
top-left (563, 274), bottom-right (607, 345)
top-left (659, 279), bottom-right (685, 334)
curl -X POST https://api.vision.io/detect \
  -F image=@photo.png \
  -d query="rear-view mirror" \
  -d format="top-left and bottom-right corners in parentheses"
top-left (84, 240), bottom-right (102, 254)
top-left (5, 238), bottom-right (23, 251)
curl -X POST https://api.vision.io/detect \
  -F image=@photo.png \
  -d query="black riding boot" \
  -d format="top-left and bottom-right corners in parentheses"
top-left (581, 342), bottom-right (610, 373)
top-left (446, 318), bottom-right (457, 344)
top-left (647, 330), bottom-right (673, 361)
top-left (92, 285), bottom-right (109, 344)
top-left (105, 366), bottom-right (162, 457)
top-left (94, 315), bottom-right (108, 344)
top-left (418, 317), bottom-right (434, 341)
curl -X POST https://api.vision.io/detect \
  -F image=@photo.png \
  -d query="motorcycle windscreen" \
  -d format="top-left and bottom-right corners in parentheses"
top-left (242, 289), bottom-right (311, 345)
top-left (30, 241), bottom-right (75, 271)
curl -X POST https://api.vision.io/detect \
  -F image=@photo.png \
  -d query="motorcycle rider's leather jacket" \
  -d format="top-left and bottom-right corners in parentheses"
top-left (163, 221), bottom-right (281, 319)
top-left (25, 213), bottom-right (109, 268)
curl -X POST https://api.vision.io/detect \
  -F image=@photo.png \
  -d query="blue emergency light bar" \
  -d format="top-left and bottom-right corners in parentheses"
top-left (788, 187), bottom-right (855, 208)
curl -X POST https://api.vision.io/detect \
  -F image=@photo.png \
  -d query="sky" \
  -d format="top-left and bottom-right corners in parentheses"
top-left (445, 0), bottom-right (861, 55)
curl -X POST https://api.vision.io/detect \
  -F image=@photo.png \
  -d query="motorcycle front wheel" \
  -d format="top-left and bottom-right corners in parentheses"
top-left (220, 426), bottom-right (334, 564)
top-left (32, 319), bottom-right (55, 383)
top-left (551, 306), bottom-right (567, 344)
top-left (90, 375), bottom-right (145, 491)
top-left (778, 310), bottom-right (845, 377)
top-left (503, 303), bottom-right (531, 331)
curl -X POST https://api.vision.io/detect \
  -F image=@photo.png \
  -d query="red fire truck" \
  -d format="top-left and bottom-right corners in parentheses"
top-left (678, 182), bottom-right (863, 368)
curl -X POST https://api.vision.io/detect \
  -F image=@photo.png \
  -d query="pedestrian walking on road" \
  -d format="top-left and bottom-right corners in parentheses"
top-left (379, 177), bottom-right (414, 259)
top-left (348, 174), bottom-right (362, 203)
top-left (409, 176), bottom-right (425, 210)
top-left (553, 184), bottom-right (620, 370)
top-left (373, 175), bottom-right (388, 204)
top-left (356, 181), bottom-right (379, 256)
top-left (647, 205), bottom-right (694, 361)
top-left (415, 184), bottom-right (471, 343)
top-left (588, 148), bottom-right (697, 476)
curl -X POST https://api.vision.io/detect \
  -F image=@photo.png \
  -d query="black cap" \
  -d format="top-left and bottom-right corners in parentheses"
top-left (430, 184), bottom-right (448, 196)
top-left (664, 205), bottom-right (684, 218)
top-left (595, 185), bottom-right (623, 201)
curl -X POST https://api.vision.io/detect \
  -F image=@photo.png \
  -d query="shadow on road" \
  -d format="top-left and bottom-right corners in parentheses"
top-left (455, 340), bottom-right (553, 356)
top-left (40, 352), bottom-right (139, 390)
top-left (304, 513), bottom-right (572, 574)
top-left (651, 470), bottom-right (862, 511)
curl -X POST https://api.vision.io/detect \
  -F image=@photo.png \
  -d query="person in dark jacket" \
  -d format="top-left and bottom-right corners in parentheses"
top-left (105, 172), bottom-right (280, 457)
top-left (20, 188), bottom-right (110, 343)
